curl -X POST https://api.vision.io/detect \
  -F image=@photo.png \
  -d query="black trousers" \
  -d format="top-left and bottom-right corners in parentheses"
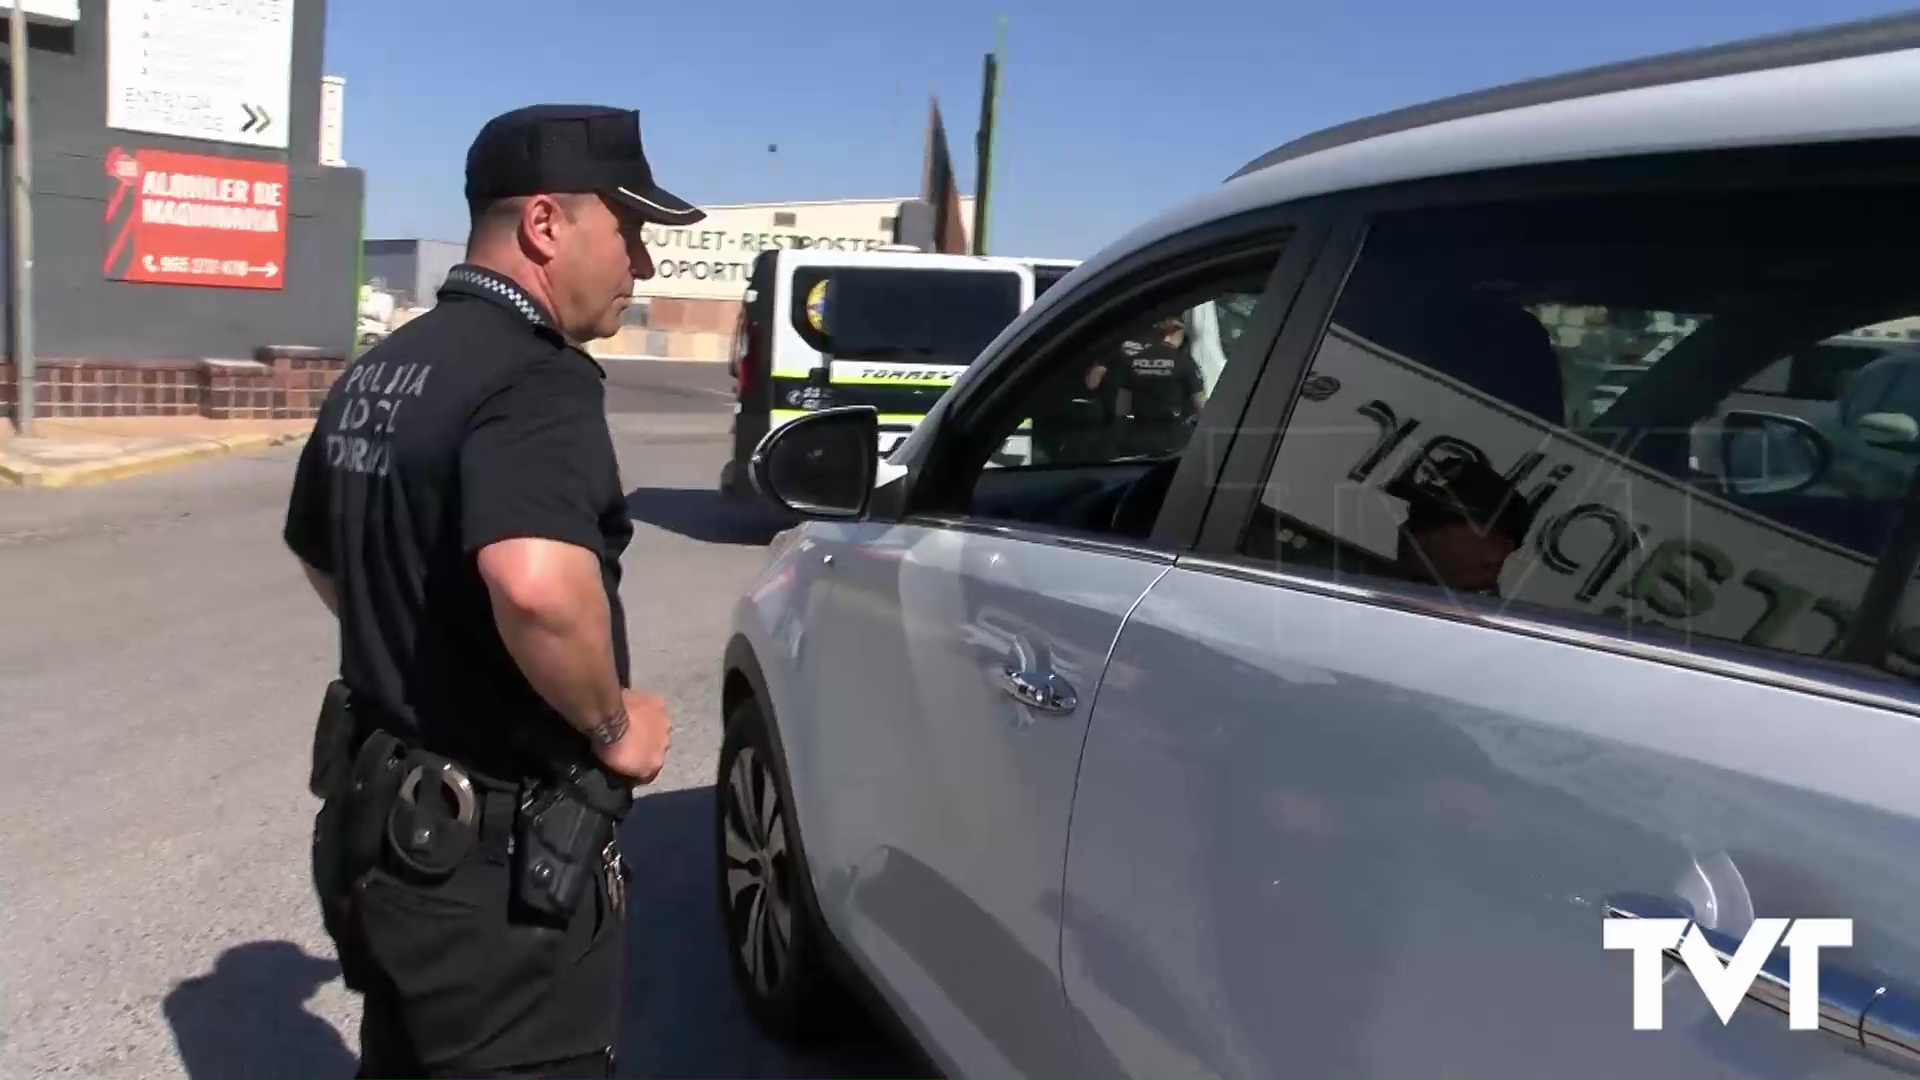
top-left (315, 803), bottom-right (626, 1078)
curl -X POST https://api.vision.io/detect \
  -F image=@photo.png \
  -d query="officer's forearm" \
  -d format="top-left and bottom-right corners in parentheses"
top-left (477, 538), bottom-right (626, 741)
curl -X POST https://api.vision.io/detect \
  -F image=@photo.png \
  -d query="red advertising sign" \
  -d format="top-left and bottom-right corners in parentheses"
top-left (102, 147), bottom-right (288, 290)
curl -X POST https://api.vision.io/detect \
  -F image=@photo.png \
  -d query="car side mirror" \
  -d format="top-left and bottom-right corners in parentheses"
top-left (748, 406), bottom-right (879, 518)
top-left (1716, 410), bottom-right (1832, 496)
top-left (1855, 411), bottom-right (1920, 449)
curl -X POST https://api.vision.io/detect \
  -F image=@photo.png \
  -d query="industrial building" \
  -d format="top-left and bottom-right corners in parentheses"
top-left (363, 239), bottom-right (463, 310)
top-left (2, 0), bottom-right (365, 423)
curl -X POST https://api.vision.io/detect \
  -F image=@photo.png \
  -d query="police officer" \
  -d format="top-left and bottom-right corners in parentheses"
top-left (1108, 315), bottom-right (1208, 457)
top-left (283, 104), bottom-right (700, 1078)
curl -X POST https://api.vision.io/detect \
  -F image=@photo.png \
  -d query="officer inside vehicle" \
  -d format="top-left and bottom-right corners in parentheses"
top-left (283, 104), bottom-right (692, 1078)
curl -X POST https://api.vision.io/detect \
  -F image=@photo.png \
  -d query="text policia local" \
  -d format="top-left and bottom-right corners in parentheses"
top-left (139, 170), bottom-right (284, 233)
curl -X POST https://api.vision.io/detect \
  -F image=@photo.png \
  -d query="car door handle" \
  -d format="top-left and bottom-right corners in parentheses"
top-left (997, 665), bottom-right (1078, 715)
top-left (1606, 894), bottom-right (1920, 1067)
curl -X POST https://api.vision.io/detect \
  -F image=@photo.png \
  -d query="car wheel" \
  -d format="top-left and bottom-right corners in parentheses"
top-left (717, 696), bottom-right (853, 1042)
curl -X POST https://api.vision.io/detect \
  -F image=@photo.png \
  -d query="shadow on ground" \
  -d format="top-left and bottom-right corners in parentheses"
top-left (618, 785), bottom-right (928, 1079)
top-left (163, 940), bottom-right (356, 1079)
top-left (625, 487), bottom-right (794, 547)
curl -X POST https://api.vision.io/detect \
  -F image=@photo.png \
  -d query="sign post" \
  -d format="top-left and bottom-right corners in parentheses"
top-left (9, 0), bottom-right (35, 434)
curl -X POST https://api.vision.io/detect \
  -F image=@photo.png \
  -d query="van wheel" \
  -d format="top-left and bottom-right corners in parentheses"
top-left (717, 697), bottom-right (854, 1042)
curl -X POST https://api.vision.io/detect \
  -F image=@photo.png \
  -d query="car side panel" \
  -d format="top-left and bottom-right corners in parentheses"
top-left (727, 526), bottom-right (855, 869)
top-left (795, 518), bottom-right (1165, 1078)
top-left (1061, 565), bottom-right (1920, 1078)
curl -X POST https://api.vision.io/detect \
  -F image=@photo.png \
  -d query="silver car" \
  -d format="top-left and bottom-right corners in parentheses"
top-left (717, 11), bottom-right (1920, 1077)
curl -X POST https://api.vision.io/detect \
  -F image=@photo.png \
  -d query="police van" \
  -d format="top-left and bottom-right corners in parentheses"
top-left (719, 248), bottom-right (1077, 499)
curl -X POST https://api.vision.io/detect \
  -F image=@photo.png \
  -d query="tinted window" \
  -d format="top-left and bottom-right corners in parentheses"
top-left (1241, 185), bottom-right (1920, 680)
top-left (949, 244), bottom-right (1286, 541)
top-left (791, 266), bottom-right (1023, 364)
top-left (983, 257), bottom-right (1282, 475)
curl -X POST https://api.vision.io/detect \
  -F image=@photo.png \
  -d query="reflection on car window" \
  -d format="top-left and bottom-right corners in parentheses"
top-left (958, 249), bottom-right (1285, 542)
top-left (987, 283), bottom-right (1271, 471)
top-left (1239, 186), bottom-right (1920, 682)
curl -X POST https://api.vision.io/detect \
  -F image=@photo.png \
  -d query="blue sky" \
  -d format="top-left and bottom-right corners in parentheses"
top-left (325, 0), bottom-right (1915, 260)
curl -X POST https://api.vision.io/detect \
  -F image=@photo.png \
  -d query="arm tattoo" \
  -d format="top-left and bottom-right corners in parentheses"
top-left (588, 707), bottom-right (629, 747)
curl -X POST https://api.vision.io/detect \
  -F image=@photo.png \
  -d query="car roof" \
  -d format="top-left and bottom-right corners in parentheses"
top-left (765, 247), bottom-right (1030, 271)
top-left (1069, 11), bottom-right (1920, 290)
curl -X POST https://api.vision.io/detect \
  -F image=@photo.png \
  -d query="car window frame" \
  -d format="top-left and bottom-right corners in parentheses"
top-left (878, 201), bottom-right (1337, 558)
top-left (1186, 138), bottom-right (1920, 716)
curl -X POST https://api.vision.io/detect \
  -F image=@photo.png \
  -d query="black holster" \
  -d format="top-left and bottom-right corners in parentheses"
top-left (510, 762), bottom-right (634, 925)
top-left (310, 681), bottom-right (408, 991)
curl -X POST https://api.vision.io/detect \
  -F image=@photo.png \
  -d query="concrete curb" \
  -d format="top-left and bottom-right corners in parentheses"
top-left (0, 428), bottom-right (310, 489)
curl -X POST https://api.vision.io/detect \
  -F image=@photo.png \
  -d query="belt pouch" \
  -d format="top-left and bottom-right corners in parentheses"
top-left (343, 730), bottom-right (406, 880)
top-left (382, 752), bottom-right (481, 881)
top-left (308, 679), bottom-right (357, 799)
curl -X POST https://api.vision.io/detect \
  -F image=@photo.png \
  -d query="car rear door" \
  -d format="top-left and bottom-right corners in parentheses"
top-left (790, 219), bottom-right (1322, 1078)
top-left (1060, 151), bottom-right (1920, 1077)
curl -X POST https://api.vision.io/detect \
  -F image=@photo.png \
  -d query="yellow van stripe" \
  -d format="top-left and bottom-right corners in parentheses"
top-left (769, 408), bottom-right (1031, 433)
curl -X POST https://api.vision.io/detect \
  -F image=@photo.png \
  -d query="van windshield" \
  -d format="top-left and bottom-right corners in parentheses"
top-left (792, 266), bottom-right (1023, 364)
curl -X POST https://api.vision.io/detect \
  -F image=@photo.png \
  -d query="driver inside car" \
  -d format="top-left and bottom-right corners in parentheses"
top-left (1393, 457), bottom-right (1538, 598)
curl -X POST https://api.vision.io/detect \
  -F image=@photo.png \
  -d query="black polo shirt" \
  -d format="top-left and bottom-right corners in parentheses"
top-left (283, 265), bottom-right (632, 777)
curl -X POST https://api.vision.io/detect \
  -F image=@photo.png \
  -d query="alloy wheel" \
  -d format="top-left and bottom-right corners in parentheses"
top-left (723, 745), bottom-right (794, 998)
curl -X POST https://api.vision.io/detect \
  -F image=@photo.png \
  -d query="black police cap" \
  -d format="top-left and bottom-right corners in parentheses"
top-left (464, 104), bottom-right (705, 226)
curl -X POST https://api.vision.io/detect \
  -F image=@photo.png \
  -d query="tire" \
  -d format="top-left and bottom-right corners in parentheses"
top-left (717, 696), bottom-right (855, 1042)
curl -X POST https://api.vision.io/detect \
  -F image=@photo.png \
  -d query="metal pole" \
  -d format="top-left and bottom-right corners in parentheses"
top-left (8, 0), bottom-right (33, 435)
top-left (351, 180), bottom-right (364, 356)
top-left (971, 18), bottom-right (1005, 257)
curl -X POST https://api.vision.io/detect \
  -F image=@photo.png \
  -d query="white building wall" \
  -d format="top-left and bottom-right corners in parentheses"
top-left (635, 196), bottom-right (976, 303)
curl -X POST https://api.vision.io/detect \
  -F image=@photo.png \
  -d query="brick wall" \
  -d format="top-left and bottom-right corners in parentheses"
top-left (0, 347), bottom-right (346, 420)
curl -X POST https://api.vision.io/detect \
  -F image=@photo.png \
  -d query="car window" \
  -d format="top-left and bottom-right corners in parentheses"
top-left (1237, 185), bottom-right (1920, 680)
top-left (949, 245), bottom-right (1289, 540)
top-left (985, 282), bottom-right (1273, 472)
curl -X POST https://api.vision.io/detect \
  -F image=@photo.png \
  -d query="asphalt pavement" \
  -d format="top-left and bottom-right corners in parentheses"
top-left (603, 358), bottom-right (736, 415)
top-left (0, 377), bottom-right (919, 1079)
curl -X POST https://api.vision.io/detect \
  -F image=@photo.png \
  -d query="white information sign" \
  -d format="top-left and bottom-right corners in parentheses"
top-left (0, 1), bottom-right (81, 24)
top-left (107, 0), bottom-right (295, 150)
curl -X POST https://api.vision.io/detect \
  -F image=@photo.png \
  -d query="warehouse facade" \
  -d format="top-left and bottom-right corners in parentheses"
top-left (1, 0), bottom-right (365, 423)
top-left (363, 196), bottom-right (977, 362)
